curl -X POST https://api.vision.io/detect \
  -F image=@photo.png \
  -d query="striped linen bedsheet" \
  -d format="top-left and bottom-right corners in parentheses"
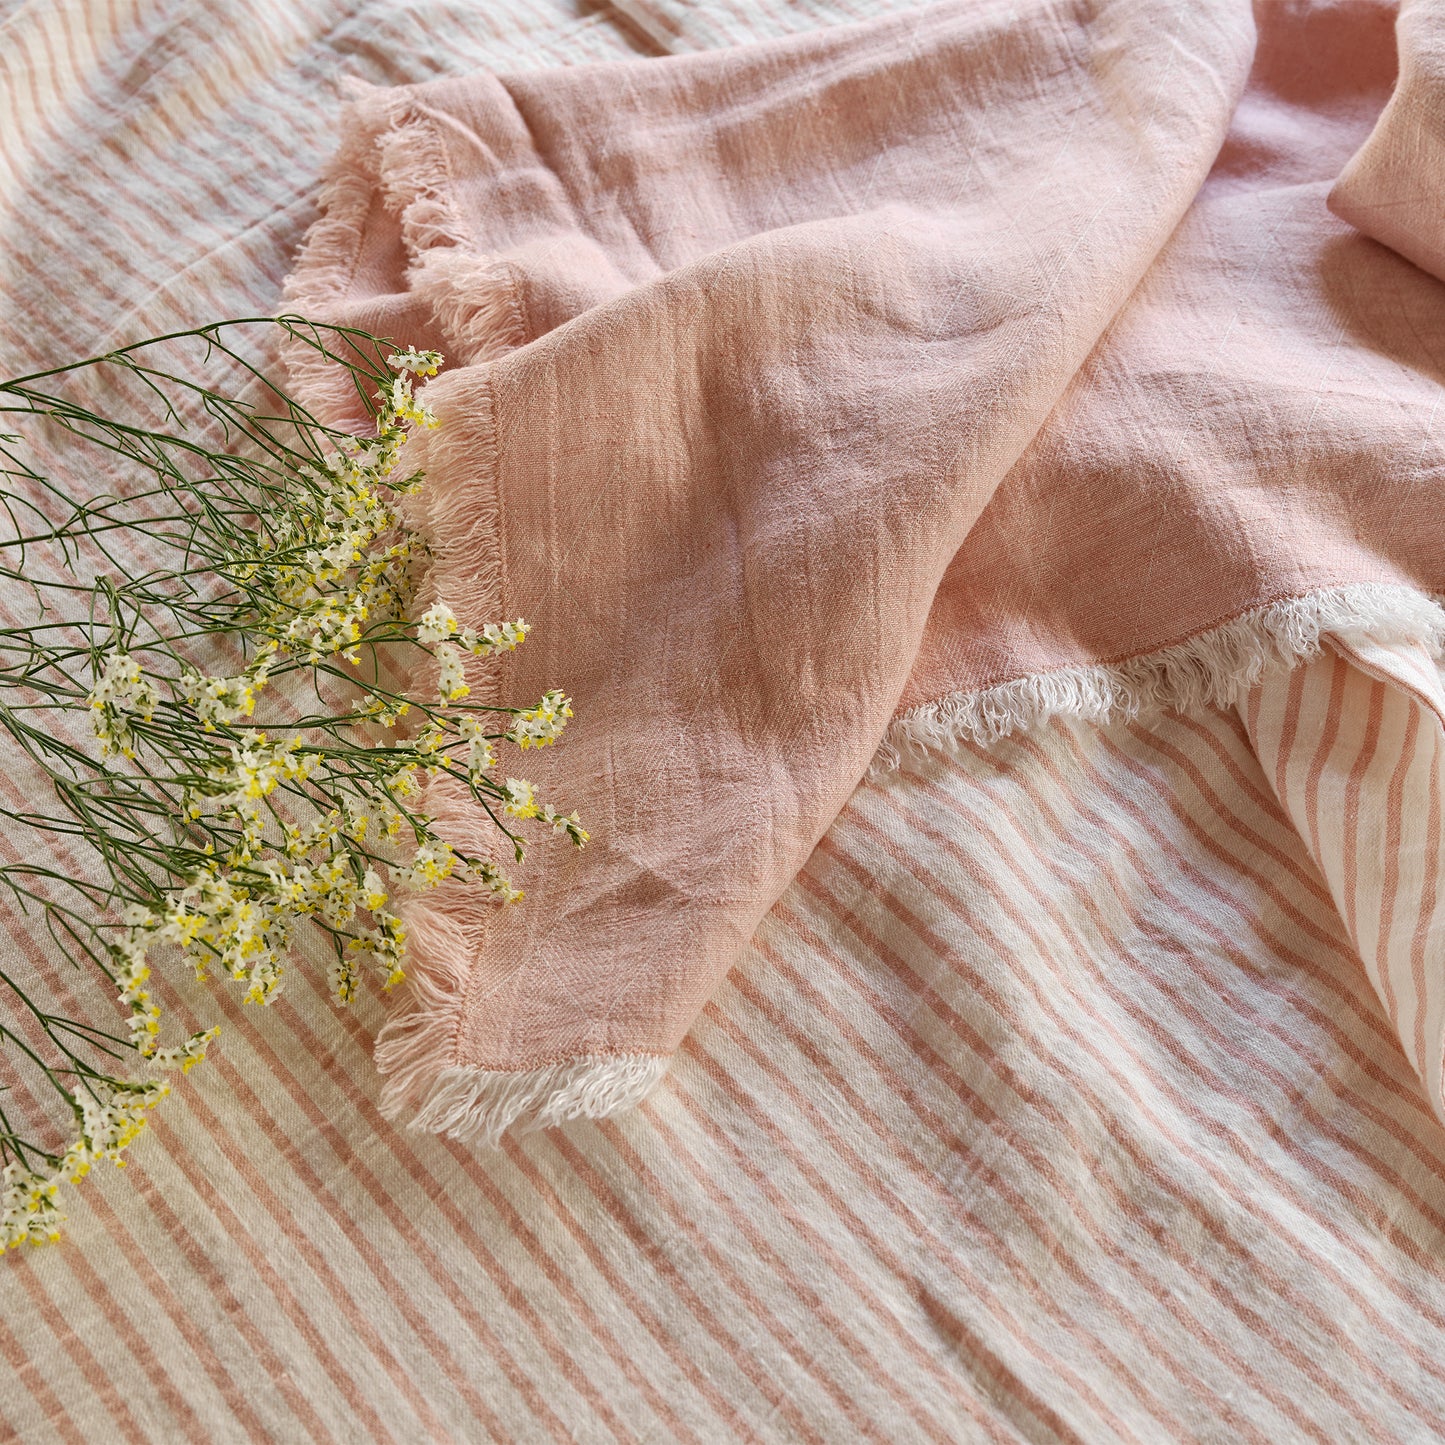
top-left (2, 0), bottom-right (1445, 1442)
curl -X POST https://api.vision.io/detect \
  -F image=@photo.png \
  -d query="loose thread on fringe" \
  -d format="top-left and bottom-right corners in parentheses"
top-left (369, 102), bottom-right (528, 360)
top-left (279, 94), bottom-right (388, 428)
top-left (281, 82), bottom-right (526, 419)
top-left (414, 248), bottom-right (528, 363)
top-left (397, 1055), bottom-right (670, 1146)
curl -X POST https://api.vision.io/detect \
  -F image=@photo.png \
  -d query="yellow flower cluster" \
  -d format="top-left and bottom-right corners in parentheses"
top-left (505, 690), bottom-right (574, 751)
top-left (539, 803), bottom-right (590, 849)
top-left (0, 1067), bottom-right (212, 1252)
top-left (418, 602), bottom-right (529, 657)
top-left (348, 907), bottom-right (407, 992)
top-left (114, 907), bottom-right (161, 1053)
top-left (503, 777), bottom-right (540, 818)
top-left (87, 652), bottom-right (159, 759)
top-left (17, 336), bottom-right (594, 1249)
top-left (237, 356), bottom-right (440, 667)
top-left (180, 643), bottom-right (277, 730)
top-left (399, 839), bottom-right (457, 890)
top-left (457, 716), bottom-right (496, 780)
top-left (436, 645), bottom-right (470, 703)
top-left (466, 856), bottom-right (525, 904)
top-left (386, 347), bottom-right (441, 378)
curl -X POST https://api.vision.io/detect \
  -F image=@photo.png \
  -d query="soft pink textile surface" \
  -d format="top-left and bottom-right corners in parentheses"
top-left (907, 0), bottom-right (1442, 710)
top-left (288, 0), bottom-right (1445, 1099)
top-left (1330, 0), bottom-right (1445, 283)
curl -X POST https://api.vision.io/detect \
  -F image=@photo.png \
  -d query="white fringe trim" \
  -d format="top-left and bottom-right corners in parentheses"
top-left (397, 1055), bottom-right (670, 1146)
top-left (373, 815), bottom-right (670, 1143)
top-left (876, 582), bottom-right (1445, 772)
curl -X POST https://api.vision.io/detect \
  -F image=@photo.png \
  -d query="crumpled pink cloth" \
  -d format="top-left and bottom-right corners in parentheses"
top-left (286, 0), bottom-right (1445, 1137)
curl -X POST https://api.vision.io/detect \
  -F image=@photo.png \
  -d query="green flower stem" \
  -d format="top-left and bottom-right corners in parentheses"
top-left (0, 320), bottom-right (584, 1250)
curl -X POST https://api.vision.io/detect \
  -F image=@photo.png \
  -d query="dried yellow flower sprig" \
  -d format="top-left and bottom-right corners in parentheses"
top-left (0, 320), bottom-right (583, 1249)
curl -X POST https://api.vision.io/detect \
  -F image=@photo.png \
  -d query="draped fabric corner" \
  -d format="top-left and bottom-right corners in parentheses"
top-left (284, 0), bottom-right (1445, 1142)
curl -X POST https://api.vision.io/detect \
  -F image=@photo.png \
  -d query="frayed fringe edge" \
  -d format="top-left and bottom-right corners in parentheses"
top-left (279, 85), bottom-right (390, 426)
top-left (280, 82), bottom-right (524, 417)
top-left (370, 110), bottom-right (528, 362)
top-left (391, 1055), bottom-right (670, 1146)
top-left (413, 247), bottom-right (527, 364)
top-left (874, 582), bottom-right (1445, 774)
top-left (375, 898), bottom-right (669, 1142)
top-left (284, 89), bottom-right (592, 1144)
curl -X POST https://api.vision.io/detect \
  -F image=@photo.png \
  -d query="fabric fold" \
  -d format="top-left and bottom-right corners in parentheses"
top-left (1330, 0), bottom-right (1445, 284)
top-left (284, 0), bottom-right (1445, 1139)
top-left (1246, 636), bottom-right (1445, 1118)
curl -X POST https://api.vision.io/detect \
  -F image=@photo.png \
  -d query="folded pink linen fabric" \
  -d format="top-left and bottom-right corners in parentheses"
top-left (286, 0), bottom-right (1445, 1140)
top-left (1330, 0), bottom-right (1445, 283)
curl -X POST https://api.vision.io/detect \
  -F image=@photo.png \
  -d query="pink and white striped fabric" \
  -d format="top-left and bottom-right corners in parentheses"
top-left (10, 643), bottom-right (1445, 1441)
top-left (2, 0), bottom-right (1445, 1441)
top-left (1250, 639), bottom-right (1445, 1117)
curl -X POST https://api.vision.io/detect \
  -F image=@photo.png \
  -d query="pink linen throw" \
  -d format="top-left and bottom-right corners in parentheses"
top-left (286, 0), bottom-right (1445, 1141)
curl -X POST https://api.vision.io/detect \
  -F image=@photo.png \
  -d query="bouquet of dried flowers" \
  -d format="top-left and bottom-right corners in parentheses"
top-left (0, 320), bottom-right (583, 1249)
